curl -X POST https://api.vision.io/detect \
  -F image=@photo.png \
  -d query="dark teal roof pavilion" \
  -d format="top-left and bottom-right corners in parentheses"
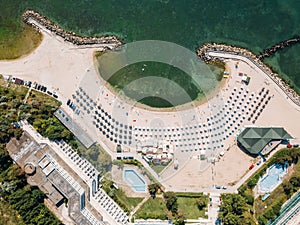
top-left (237, 127), bottom-right (293, 155)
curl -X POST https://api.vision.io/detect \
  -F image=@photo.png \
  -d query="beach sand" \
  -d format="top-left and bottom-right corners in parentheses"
top-left (0, 20), bottom-right (299, 192)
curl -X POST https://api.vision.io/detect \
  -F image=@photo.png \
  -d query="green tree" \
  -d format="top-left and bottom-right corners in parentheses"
top-left (148, 183), bottom-right (160, 198)
top-left (163, 192), bottom-right (178, 215)
top-left (290, 175), bottom-right (300, 187)
top-left (283, 181), bottom-right (293, 195)
top-left (0, 147), bottom-right (12, 171)
top-left (174, 212), bottom-right (186, 225)
top-left (223, 213), bottom-right (242, 225)
top-left (195, 196), bottom-right (207, 210)
top-left (220, 194), bottom-right (248, 224)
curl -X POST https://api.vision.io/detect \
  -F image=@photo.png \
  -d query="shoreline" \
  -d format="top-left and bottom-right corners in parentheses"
top-left (22, 10), bottom-right (122, 47)
top-left (11, 9), bottom-right (300, 111)
top-left (197, 43), bottom-right (300, 107)
top-left (93, 53), bottom-right (226, 112)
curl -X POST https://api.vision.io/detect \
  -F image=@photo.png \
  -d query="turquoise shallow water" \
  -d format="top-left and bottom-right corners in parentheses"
top-left (1, 0), bottom-right (300, 102)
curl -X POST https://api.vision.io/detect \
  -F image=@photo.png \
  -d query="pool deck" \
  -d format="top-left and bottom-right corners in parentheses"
top-left (258, 164), bottom-right (288, 194)
top-left (112, 165), bottom-right (150, 198)
top-left (123, 169), bottom-right (147, 193)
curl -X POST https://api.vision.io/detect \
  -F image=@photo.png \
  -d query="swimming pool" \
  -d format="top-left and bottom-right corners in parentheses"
top-left (123, 169), bottom-right (146, 192)
top-left (258, 163), bottom-right (288, 194)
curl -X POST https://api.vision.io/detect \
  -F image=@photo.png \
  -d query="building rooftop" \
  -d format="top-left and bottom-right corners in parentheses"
top-left (237, 127), bottom-right (293, 155)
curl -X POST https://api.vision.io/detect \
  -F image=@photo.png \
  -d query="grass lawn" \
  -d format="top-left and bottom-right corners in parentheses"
top-left (135, 197), bottom-right (168, 220)
top-left (150, 164), bottom-right (165, 174)
top-left (113, 188), bottom-right (143, 211)
top-left (135, 193), bottom-right (209, 220)
top-left (101, 178), bottom-right (143, 212)
top-left (177, 197), bottom-right (208, 219)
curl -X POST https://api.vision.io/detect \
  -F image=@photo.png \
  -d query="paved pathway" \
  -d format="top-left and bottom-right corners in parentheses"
top-left (129, 196), bottom-right (150, 222)
top-left (207, 193), bottom-right (220, 224)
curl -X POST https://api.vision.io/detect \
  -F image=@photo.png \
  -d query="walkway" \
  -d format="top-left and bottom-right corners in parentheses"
top-left (207, 193), bottom-right (220, 224)
top-left (130, 196), bottom-right (150, 222)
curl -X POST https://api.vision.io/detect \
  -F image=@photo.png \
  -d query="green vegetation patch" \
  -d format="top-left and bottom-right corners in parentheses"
top-left (149, 164), bottom-right (166, 174)
top-left (136, 191), bottom-right (208, 221)
top-left (135, 197), bottom-right (168, 220)
top-left (77, 143), bottom-right (112, 176)
top-left (177, 196), bottom-right (207, 219)
top-left (237, 147), bottom-right (300, 225)
top-left (101, 178), bottom-right (143, 212)
top-left (0, 198), bottom-right (24, 225)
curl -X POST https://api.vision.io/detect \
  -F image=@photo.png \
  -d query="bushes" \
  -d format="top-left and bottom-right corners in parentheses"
top-left (175, 192), bottom-right (206, 198)
top-left (195, 196), bottom-right (207, 210)
top-left (8, 187), bottom-right (61, 225)
top-left (247, 176), bottom-right (259, 189)
top-left (148, 183), bottom-right (160, 198)
top-left (219, 194), bottom-right (252, 224)
top-left (261, 200), bottom-right (283, 223)
top-left (244, 194), bottom-right (254, 205)
top-left (163, 192), bottom-right (178, 215)
top-left (258, 215), bottom-right (268, 225)
top-left (268, 148), bottom-right (300, 166)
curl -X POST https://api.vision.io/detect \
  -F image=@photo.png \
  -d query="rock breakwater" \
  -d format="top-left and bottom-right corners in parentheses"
top-left (22, 10), bottom-right (122, 47)
top-left (258, 36), bottom-right (300, 59)
top-left (198, 43), bottom-right (300, 107)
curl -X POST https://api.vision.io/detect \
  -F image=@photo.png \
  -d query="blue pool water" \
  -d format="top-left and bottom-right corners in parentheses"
top-left (123, 169), bottom-right (146, 192)
top-left (258, 163), bottom-right (287, 193)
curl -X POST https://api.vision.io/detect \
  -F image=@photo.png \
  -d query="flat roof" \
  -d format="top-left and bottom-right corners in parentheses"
top-left (39, 156), bottom-right (50, 169)
top-left (54, 108), bottom-right (95, 148)
top-left (42, 163), bottom-right (55, 176)
top-left (42, 181), bottom-right (64, 205)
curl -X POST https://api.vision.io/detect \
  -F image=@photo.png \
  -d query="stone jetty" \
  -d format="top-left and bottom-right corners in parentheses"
top-left (258, 36), bottom-right (300, 59)
top-left (22, 10), bottom-right (122, 47)
top-left (198, 43), bottom-right (300, 107)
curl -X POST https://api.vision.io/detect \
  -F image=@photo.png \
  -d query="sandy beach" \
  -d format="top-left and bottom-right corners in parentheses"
top-left (0, 18), bottom-right (299, 193)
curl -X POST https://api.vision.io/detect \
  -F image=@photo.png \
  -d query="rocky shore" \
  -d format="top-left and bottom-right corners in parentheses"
top-left (22, 10), bottom-right (122, 47)
top-left (197, 43), bottom-right (300, 107)
top-left (258, 36), bottom-right (300, 59)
